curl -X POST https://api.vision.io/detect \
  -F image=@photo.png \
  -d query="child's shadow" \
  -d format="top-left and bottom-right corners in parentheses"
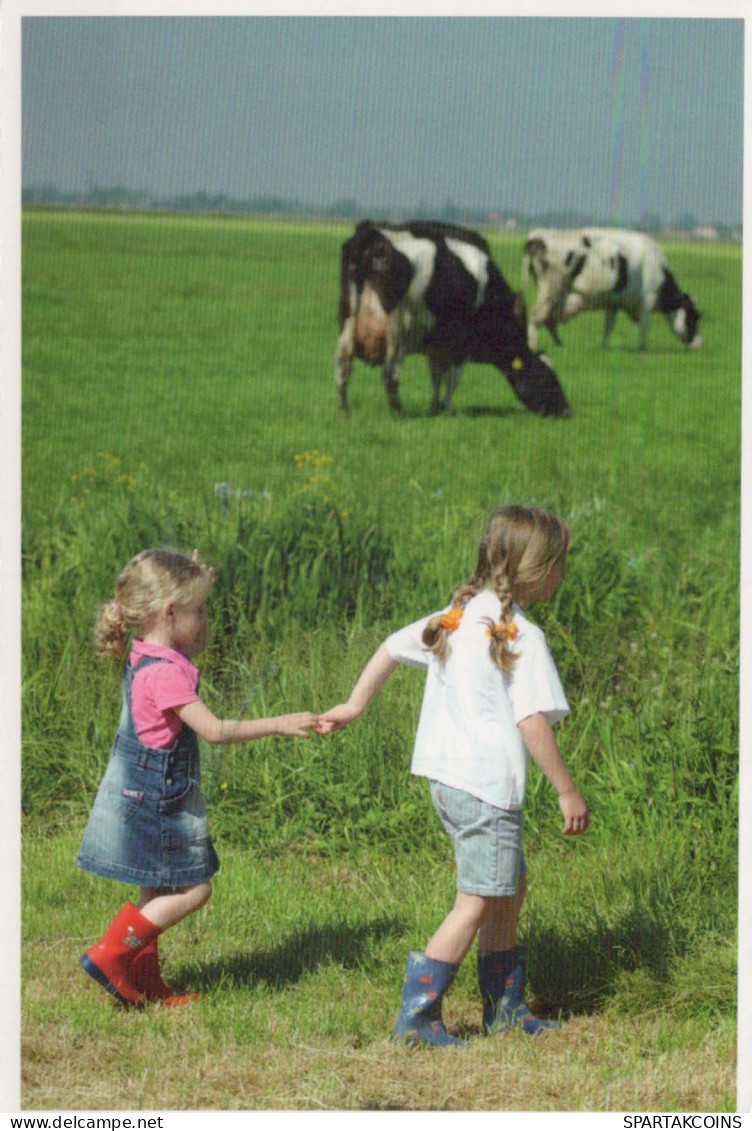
top-left (184, 915), bottom-right (404, 993)
top-left (525, 907), bottom-right (679, 1018)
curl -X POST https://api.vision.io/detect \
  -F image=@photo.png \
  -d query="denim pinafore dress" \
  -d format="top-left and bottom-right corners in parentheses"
top-left (76, 656), bottom-right (220, 887)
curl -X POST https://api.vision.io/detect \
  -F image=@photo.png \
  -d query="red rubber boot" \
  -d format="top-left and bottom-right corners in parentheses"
top-left (79, 903), bottom-right (161, 1006)
top-left (129, 937), bottom-right (199, 1007)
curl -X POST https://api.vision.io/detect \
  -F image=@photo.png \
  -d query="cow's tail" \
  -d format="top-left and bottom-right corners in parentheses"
top-left (520, 243), bottom-right (532, 291)
top-left (521, 236), bottom-right (547, 290)
top-left (521, 236), bottom-right (544, 292)
top-left (338, 240), bottom-right (356, 326)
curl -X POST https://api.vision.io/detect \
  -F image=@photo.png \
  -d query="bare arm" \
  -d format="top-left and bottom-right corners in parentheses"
top-left (317, 642), bottom-right (400, 733)
top-left (175, 699), bottom-right (319, 744)
top-left (518, 711), bottom-right (589, 835)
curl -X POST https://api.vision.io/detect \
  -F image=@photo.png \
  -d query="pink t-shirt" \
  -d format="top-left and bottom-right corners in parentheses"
top-left (128, 639), bottom-right (200, 749)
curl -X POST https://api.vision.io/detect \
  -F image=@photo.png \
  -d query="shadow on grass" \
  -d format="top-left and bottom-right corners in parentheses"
top-left (550, 341), bottom-right (693, 356)
top-left (524, 906), bottom-right (681, 1017)
top-left (180, 906), bottom-right (680, 1019)
top-left (185, 914), bottom-right (405, 992)
top-left (460, 404), bottom-right (522, 419)
top-left (394, 403), bottom-right (521, 420)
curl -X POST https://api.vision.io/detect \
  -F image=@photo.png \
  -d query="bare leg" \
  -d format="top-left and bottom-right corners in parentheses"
top-left (139, 883), bottom-right (212, 931)
top-left (477, 874), bottom-right (526, 953)
top-left (424, 892), bottom-right (490, 966)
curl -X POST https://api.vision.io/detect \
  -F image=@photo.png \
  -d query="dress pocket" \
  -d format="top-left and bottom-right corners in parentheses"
top-left (160, 776), bottom-right (196, 814)
top-left (118, 787), bottom-right (145, 823)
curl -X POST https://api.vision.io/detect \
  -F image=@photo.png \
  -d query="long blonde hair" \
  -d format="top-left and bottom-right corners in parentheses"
top-left (94, 548), bottom-right (214, 657)
top-left (422, 505), bottom-right (569, 672)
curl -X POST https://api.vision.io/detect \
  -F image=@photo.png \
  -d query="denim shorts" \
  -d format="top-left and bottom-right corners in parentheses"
top-left (429, 779), bottom-right (525, 896)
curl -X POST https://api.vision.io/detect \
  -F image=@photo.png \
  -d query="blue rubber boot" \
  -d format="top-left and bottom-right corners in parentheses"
top-left (391, 951), bottom-right (465, 1048)
top-left (478, 945), bottom-right (560, 1036)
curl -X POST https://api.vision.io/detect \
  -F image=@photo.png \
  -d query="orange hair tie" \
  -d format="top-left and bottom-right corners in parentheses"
top-left (440, 606), bottom-right (463, 633)
top-left (485, 620), bottom-right (518, 643)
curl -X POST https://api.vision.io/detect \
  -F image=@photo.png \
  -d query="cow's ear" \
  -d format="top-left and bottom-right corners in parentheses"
top-left (513, 291), bottom-right (527, 322)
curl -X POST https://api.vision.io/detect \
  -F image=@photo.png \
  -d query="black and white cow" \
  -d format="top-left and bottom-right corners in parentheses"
top-left (522, 228), bottom-right (703, 351)
top-left (335, 220), bottom-right (570, 417)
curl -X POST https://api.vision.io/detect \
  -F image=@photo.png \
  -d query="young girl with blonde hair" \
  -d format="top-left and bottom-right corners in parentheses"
top-left (319, 505), bottom-right (588, 1046)
top-left (77, 548), bottom-right (318, 1007)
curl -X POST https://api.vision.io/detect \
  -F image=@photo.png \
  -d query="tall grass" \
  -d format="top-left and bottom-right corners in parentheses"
top-left (22, 453), bottom-right (738, 877)
top-left (22, 212), bottom-right (739, 859)
top-left (20, 211), bottom-right (740, 1108)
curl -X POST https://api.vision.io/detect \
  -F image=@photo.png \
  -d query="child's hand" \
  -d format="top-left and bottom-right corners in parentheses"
top-left (275, 712), bottom-right (320, 738)
top-left (559, 790), bottom-right (589, 836)
top-left (315, 703), bottom-right (360, 734)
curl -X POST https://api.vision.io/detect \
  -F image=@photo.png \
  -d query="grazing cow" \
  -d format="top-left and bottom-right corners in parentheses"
top-left (521, 228), bottom-right (703, 351)
top-left (335, 220), bottom-right (570, 417)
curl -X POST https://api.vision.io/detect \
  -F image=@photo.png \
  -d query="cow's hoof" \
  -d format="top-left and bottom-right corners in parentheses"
top-left (688, 335), bottom-right (704, 350)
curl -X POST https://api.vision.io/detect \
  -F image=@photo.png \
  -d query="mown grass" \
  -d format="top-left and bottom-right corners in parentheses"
top-left (20, 209), bottom-right (741, 1110)
top-left (22, 832), bottom-right (736, 1111)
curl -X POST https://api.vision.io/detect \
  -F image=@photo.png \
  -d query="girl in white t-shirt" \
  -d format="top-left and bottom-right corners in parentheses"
top-left (318, 505), bottom-right (588, 1046)
top-left (77, 548), bottom-right (319, 1007)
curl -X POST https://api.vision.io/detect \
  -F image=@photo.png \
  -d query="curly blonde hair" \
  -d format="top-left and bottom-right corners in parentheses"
top-left (422, 505), bottom-right (569, 672)
top-left (94, 548), bottom-right (214, 658)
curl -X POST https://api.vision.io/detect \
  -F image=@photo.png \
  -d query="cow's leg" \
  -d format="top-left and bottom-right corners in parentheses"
top-left (443, 365), bottom-right (462, 412)
top-left (382, 364), bottom-right (401, 413)
top-left (544, 317), bottom-right (564, 346)
top-left (380, 316), bottom-right (404, 413)
top-left (334, 319), bottom-right (355, 412)
top-left (381, 345), bottom-right (402, 414)
top-left (637, 304), bottom-right (650, 350)
top-left (427, 354), bottom-right (446, 414)
top-left (427, 351), bottom-right (458, 413)
top-left (602, 306), bottom-right (618, 347)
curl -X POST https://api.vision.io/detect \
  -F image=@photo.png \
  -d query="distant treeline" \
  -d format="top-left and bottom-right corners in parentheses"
top-left (21, 184), bottom-right (742, 241)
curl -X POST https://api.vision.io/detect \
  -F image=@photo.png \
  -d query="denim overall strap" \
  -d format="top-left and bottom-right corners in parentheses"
top-left (118, 655), bottom-right (165, 746)
top-left (117, 655), bottom-right (199, 764)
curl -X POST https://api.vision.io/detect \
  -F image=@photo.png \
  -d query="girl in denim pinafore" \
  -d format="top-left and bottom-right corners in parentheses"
top-left (77, 548), bottom-right (320, 1009)
top-left (77, 655), bottom-right (218, 889)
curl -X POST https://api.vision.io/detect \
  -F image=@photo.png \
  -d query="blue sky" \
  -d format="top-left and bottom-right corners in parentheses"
top-left (22, 15), bottom-right (744, 226)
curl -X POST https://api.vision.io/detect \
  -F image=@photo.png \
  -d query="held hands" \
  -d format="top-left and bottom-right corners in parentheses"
top-left (314, 703), bottom-right (362, 734)
top-left (275, 712), bottom-right (321, 738)
top-left (558, 790), bottom-right (589, 836)
top-left (270, 706), bottom-right (358, 738)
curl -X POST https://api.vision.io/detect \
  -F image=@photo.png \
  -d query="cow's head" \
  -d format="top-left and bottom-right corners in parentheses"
top-left (502, 349), bottom-right (571, 417)
top-left (673, 294), bottom-right (703, 349)
top-left (469, 307), bottom-right (571, 417)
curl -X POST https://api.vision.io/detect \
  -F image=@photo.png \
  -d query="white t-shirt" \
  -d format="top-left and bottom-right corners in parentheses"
top-left (385, 589), bottom-right (569, 810)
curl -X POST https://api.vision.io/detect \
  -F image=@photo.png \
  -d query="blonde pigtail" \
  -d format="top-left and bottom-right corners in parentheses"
top-left (486, 565), bottom-right (519, 672)
top-left (424, 505), bottom-right (568, 671)
top-left (94, 600), bottom-right (130, 658)
top-left (421, 575), bottom-right (483, 661)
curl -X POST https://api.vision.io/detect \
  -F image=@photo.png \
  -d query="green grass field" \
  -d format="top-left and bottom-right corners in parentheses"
top-left (21, 209), bottom-right (741, 1110)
